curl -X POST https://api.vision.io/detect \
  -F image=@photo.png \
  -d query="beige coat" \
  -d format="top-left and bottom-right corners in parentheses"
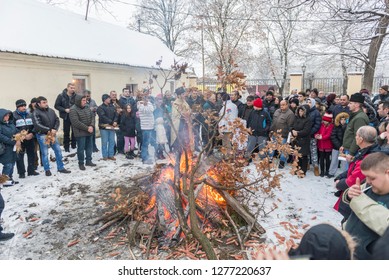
top-left (343, 184), bottom-right (389, 236)
top-left (171, 98), bottom-right (193, 150)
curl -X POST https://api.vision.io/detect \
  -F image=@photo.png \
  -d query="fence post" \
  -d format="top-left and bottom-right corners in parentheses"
top-left (347, 72), bottom-right (363, 96)
top-left (290, 73), bottom-right (303, 93)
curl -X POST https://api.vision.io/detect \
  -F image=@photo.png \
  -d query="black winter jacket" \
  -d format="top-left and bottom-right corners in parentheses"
top-left (308, 105), bottom-right (322, 136)
top-left (0, 109), bottom-right (17, 165)
top-left (69, 94), bottom-right (94, 138)
top-left (32, 105), bottom-right (60, 134)
top-left (246, 109), bottom-right (271, 137)
top-left (239, 104), bottom-right (254, 121)
top-left (55, 89), bottom-right (76, 120)
top-left (331, 124), bottom-right (346, 150)
top-left (263, 98), bottom-right (276, 118)
top-left (97, 103), bottom-right (118, 128)
top-left (291, 106), bottom-right (312, 156)
top-left (120, 112), bottom-right (137, 137)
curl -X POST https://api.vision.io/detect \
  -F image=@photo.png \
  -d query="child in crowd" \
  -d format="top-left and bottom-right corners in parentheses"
top-left (328, 112), bottom-right (349, 178)
top-left (315, 113), bottom-right (334, 177)
top-left (120, 104), bottom-right (137, 159)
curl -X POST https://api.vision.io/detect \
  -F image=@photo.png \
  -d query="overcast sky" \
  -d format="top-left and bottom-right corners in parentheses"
top-left (40, 0), bottom-right (137, 27)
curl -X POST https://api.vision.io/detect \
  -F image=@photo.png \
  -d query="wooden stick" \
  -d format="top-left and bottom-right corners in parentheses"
top-left (219, 190), bottom-right (266, 234)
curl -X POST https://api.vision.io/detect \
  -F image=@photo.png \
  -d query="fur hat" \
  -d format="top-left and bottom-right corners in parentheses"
top-left (334, 112), bottom-right (350, 126)
top-left (349, 92), bottom-right (365, 104)
top-left (102, 94), bottom-right (110, 102)
top-left (253, 98), bottom-right (263, 109)
top-left (15, 99), bottom-right (27, 108)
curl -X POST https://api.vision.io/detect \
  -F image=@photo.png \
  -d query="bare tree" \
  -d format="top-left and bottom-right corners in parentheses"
top-left (44, 0), bottom-right (116, 21)
top-left (259, 0), bottom-right (303, 96)
top-left (191, 0), bottom-right (259, 78)
top-left (307, 0), bottom-right (389, 92)
top-left (129, 0), bottom-right (190, 56)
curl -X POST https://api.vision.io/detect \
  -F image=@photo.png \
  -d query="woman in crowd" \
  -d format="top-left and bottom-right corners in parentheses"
top-left (290, 105), bottom-right (312, 176)
top-left (0, 109), bottom-right (19, 186)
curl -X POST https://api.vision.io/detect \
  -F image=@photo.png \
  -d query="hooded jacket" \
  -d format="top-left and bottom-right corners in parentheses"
top-left (330, 112), bottom-right (349, 150)
top-left (69, 94), bottom-right (94, 138)
top-left (307, 98), bottom-right (322, 136)
top-left (32, 104), bottom-right (60, 134)
top-left (0, 109), bottom-right (17, 164)
top-left (291, 106), bottom-right (312, 156)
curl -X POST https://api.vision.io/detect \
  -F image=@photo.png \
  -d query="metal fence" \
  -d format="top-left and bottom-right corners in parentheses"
top-left (198, 76), bottom-right (389, 96)
top-left (305, 78), bottom-right (344, 94)
top-left (200, 78), bottom-right (291, 96)
top-left (373, 77), bottom-right (389, 94)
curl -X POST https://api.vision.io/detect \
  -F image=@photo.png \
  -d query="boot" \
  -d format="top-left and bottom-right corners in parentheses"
top-left (125, 152), bottom-right (134, 159)
top-left (314, 166), bottom-right (320, 176)
top-left (0, 232), bottom-right (14, 241)
top-left (278, 161), bottom-right (285, 169)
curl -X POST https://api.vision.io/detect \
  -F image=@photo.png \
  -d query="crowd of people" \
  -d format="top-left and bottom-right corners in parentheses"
top-left (1, 82), bottom-right (389, 259)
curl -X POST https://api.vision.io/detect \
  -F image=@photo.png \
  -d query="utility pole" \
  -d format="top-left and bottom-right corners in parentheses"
top-left (138, 19), bottom-right (141, 32)
top-left (201, 21), bottom-right (205, 94)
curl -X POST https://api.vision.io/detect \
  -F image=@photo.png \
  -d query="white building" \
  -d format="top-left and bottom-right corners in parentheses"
top-left (0, 0), bottom-right (181, 110)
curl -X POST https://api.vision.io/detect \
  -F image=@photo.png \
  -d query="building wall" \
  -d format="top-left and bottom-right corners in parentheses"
top-left (0, 52), bottom-right (182, 110)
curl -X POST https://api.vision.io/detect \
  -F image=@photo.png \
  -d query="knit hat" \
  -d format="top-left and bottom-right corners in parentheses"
top-left (322, 112), bottom-right (333, 123)
top-left (349, 92), bottom-right (365, 104)
top-left (253, 98), bottom-right (263, 109)
top-left (102, 94), bottom-right (110, 102)
top-left (381, 85), bottom-right (389, 92)
top-left (15, 99), bottom-right (27, 108)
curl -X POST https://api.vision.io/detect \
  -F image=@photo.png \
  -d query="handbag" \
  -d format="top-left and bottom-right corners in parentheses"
top-left (0, 142), bottom-right (5, 156)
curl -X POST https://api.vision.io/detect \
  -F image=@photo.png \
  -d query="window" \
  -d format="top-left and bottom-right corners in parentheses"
top-left (125, 84), bottom-right (138, 93)
top-left (72, 75), bottom-right (89, 94)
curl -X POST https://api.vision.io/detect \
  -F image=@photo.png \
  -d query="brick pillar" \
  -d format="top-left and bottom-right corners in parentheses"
top-left (290, 73), bottom-right (303, 92)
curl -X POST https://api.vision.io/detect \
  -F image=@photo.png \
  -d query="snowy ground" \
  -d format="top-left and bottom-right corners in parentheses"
top-left (0, 145), bottom-right (342, 260)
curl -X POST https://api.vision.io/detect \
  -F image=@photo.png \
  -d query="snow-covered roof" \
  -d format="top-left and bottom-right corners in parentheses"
top-left (0, 0), bottom-right (176, 68)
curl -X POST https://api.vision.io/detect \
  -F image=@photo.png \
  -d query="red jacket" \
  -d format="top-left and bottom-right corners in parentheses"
top-left (315, 123), bottom-right (334, 151)
top-left (332, 144), bottom-right (380, 218)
